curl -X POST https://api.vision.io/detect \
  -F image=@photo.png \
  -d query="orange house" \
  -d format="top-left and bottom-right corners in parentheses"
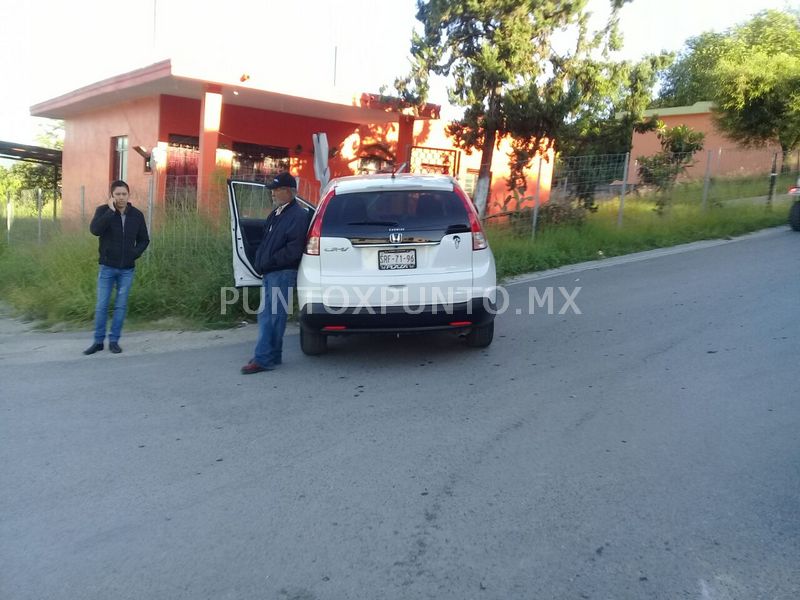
top-left (628, 101), bottom-right (795, 184)
top-left (31, 59), bottom-right (552, 221)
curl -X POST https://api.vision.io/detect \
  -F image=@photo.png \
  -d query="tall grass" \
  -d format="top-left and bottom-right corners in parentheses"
top-left (663, 172), bottom-right (797, 205)
top-left (489, 198), bottom-right (792, 279)
top-left (0, 213), bottom-right (246, 328)
top-left (128, 212), bottom-right (243, 327)
top-left (0, 198), bottom-right (792, 328)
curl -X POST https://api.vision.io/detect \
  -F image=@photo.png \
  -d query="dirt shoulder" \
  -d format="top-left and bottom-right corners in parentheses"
top-left (0, 313), bottom-right (298, 367)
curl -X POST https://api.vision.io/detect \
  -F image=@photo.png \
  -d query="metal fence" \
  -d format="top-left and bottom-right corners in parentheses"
top-left (3, 146), bottom-right (799, 248)
top-left (550, 153), bottom-right (630, 205)
top-left (486, 146), bottom-right (800, 235)
top-left (3, 188), bottom-right (62, 245)
top-left (409, 146), bottom-right (461, 176)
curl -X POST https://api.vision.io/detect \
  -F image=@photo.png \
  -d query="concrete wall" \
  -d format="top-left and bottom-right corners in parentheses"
top-left (629, 110), bottom-right (784, 184)
top-left (62, 97), bottom-right (159, 221)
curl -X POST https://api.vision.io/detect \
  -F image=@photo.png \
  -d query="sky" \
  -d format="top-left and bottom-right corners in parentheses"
top-left (0, 0), bottom-right (795, 147)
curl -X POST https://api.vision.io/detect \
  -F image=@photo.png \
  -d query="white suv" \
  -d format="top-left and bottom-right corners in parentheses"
top-left (226, 174), bottom-right (497, 355)
top-left (296, 174), bottom-right (496, 354)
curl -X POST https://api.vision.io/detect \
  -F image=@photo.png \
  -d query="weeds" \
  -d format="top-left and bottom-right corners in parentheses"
top-left (489, 198), bottom-right (791, 279)
top-left (0, 198), bottom-right (792, 328)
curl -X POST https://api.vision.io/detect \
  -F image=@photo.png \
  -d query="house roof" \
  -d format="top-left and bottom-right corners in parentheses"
top-left (643, 101), bottom-right (713, 118)
top-left (30, 59), bottom-right (440, 126)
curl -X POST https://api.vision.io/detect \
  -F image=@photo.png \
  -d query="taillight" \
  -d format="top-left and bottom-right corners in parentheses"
top-left (305, 188), bottom-right (335, 255)
top-left (471, 228), bottom-right (488, 251)
top-left (454, 184), bottom-right (489, 250)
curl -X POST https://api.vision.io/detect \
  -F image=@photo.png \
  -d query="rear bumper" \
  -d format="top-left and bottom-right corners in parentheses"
top-left (299, 298), bottom-right (495, 333)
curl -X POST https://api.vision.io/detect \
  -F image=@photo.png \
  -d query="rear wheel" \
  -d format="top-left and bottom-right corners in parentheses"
top-left (789, 201), bottom-right (800, 231)
top-left (300, 328), bottom-right (327, 355)
top-left (465, 321), bottom-right (494, 348)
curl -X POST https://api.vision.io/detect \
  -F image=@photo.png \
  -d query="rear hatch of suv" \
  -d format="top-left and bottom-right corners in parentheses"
top-left (316, 185), bottom-right (474, 307)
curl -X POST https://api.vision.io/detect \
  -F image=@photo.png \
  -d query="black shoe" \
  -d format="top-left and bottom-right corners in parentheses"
top-left (83, 342), bottom-right (104, 355)
top-left (109, 342), bottom-right (122, 354)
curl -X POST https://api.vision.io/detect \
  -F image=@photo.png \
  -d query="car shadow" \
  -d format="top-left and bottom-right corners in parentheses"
top-left (320, 330), bottom-right (489, 364)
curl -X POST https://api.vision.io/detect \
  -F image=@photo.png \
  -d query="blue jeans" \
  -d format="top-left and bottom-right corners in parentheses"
top-left (93, 265), bottom-right (135, 343)
top-left (253, 269), bottom-right (296, 368)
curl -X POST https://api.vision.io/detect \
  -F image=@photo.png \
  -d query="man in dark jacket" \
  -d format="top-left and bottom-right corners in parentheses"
top-left (83, 180), bottom-right (150, 355)
top-left (241, 172), bottom-right (311, 374)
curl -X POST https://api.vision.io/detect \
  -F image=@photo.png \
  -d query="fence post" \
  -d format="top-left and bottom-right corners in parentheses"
top-left (5, 190), bottom-right (11, 246)
top-left (531, 157), bottom-right (543, 240)
top-left (617, 152), bottom-right (630, 228)
top-left (37, 188), bottom-right (43, 244)
top-left (147, 174), bottom-right (155, 234)
top-left (767, 152), bottom-right (778, 210)
top-left (701, 150), bottom-right (713, 211)
top-left (80, 185), bottom-right (86, 224)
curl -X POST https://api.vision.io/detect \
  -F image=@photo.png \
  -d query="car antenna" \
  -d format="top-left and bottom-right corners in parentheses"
top-left (391, 162), bottom-right (408, 179)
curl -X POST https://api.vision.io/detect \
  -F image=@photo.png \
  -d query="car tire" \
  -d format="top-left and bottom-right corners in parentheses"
top-left (465, 321), bottom-right (494, 348)
top-left (300, 328), bottom-right (328, 355)
top-left (790, 202), bottom-right (800, 232)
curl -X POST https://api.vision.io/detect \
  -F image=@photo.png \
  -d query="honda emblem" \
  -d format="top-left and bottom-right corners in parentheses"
top-left (389, 232), bottom-right (403, 244)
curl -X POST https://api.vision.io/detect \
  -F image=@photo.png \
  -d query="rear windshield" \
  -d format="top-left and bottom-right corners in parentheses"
top-left (321, 190), bottom-right (470, 233)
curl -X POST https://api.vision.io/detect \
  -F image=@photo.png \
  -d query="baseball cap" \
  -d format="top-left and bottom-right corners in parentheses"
top-left (266, 172), bottom-right (297, 189)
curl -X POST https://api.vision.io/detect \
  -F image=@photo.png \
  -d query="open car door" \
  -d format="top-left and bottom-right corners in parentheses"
top-left (227, 179), bottom-right (315, 287)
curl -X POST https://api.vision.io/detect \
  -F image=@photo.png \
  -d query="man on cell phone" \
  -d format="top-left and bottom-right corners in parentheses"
top-left (83, 180), bottom-right (150, 355)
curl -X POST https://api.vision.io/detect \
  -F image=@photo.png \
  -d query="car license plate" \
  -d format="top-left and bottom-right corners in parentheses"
top-left (378, 249), bottom-right (416, 270)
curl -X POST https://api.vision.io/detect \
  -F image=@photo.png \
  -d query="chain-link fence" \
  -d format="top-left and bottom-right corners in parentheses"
top-left (2, 188), bottom-right (62, 245)
top-left (2, 172), bottom-right (326, 247)
top-left (630, 146), bottom-right (800, 214)
top-left (4, 146), bottom-right (799, 248)
top-left (485, 146), bottom-right (800, 235)
top-left (550, 153), bottom-right (630, 206)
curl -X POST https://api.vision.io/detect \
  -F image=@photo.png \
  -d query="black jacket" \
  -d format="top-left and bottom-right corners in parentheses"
top-left (254, 200), bottom-right (311, 275)
top-left (90, 204), bottom-right (150, 269)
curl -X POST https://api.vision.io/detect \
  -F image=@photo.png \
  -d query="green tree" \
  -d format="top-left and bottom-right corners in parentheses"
top-left (396, 0), bottom-right (631, 217)
top-left (655, 10), bottom-right (800, 160)
top-left (637, 122), bottom-right (705, 210)
top-left (545, 54), bottom-right (670, 210)
top-left (557, 53), bottom-right (673, 157)
top-left (654, 31), bottom-right (727, 108)
top-left (0, 121), bottom-right (63, 208)
top-left (35, 121), bottom-right (64, 151)
top-left (0, 163), bottom-right (22, 202)
top-left (711, 11), bottom-right (800, 160)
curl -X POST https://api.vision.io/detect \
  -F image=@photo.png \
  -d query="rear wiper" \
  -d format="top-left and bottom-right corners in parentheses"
top-left (445, 223), bottom-right (470, 234)
top-left (347, 220), bottom-right (399, 226)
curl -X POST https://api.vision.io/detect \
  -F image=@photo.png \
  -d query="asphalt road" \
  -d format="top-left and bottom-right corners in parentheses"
top-left (2, 227), bottom-right (799, 600)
